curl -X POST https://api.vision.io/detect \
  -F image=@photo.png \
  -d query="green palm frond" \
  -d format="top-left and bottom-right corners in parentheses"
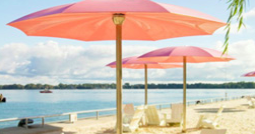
top-left (223, 0), bottom-right (247, 54)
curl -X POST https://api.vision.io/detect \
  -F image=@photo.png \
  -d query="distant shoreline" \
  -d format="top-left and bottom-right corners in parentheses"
top-left (0, 81), bottom-right (255, 90)
top-left (0, 88), bottom-right (254, 90)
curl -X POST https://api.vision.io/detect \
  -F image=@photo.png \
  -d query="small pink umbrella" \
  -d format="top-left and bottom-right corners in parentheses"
top-left (107, 56), bottom-right (182, 105)
top-left (8, 0), bottom-right (226, 133)
top-left (243, 71), bottom-right (255, 77)
top-left (139, 46), bottom-right (234, 131)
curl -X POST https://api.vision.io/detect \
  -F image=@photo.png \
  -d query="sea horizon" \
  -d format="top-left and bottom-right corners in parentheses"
top-left (0, 81), bottom-right (255, 90)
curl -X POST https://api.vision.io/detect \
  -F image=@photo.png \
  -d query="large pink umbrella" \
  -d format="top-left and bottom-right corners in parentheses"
top-left (8, 0), bottom-right (225, 133)
top-left (107, 56), bottom-right (182, 105)
top-left (139, 46), bottom-right (234, 131)
top-left (242, 71), bottom-right (255, 77)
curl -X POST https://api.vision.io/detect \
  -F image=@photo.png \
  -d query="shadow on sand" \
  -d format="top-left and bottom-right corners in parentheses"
top-left (62, 132), bottom-right (78, 134)
top-left (95, 126), bottom-right (201, 134)
top-left (195, 108), bottom-right (245, 113)
top-left (95, 129), bottom-right (115, 134)
top-left (241, 104), bottom-right (249, 106)
top-left (176, 128), bottom-right (201, 134)
top-left (0, 124), bottom-right (64, 134)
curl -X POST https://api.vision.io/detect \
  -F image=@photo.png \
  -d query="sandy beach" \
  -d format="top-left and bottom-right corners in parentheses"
top-left (42, 98), bottom-right (253, 134)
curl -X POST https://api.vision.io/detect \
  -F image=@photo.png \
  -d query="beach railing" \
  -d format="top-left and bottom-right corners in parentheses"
top-left (0, 108), bottom-right (116, 129)
top-left (146, 96), bottom-right (242, 111)
top-left (0, 95), bottom-right (243, 128)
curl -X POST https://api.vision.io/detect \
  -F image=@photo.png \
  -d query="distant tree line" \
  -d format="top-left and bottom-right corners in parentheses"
top-left (0, 81), bottom-right (255, 89)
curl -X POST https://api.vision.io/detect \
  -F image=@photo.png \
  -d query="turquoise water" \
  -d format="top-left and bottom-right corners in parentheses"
top-left (0, 89), bottom-right (253, 128)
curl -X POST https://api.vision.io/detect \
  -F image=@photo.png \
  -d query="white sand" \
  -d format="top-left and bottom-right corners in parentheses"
top-left (50, 98), bottom-right (255, 134)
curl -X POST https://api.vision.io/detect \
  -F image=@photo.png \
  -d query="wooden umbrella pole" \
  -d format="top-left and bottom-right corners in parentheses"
top-left (145, 64), bottom-right (148, 105)
top-left (182, 56), bottom-right (187, 133)
top-left (113, 14), bottom-right (125, 134)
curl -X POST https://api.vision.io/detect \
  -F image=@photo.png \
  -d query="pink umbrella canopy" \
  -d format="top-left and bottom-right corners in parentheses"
top-left (139, 46), bottom-right (234, 63)
top-left (8, 0), bottom-right (225, 41)
top-left (120, 64), bottom-right (182, 69)
top-left (8, 0), bottom-right (226, 133)
top-left (106, 56), bottom-right (183, 69)
top-left (243, 71), bottom-right (255, 77)
top-left (139, 46), bottom-right (234, 131)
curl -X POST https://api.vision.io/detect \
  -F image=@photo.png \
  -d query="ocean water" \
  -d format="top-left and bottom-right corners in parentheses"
top-left (0, 89), bottom-right (253, 128)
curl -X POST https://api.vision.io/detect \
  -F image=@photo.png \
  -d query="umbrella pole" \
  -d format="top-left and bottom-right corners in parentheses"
top-left (182, 56), bottom-right (187, 133)
top-left (113, 14), bottom-right (125, 134)
top-left (145, 64), bottom-right (148, 105)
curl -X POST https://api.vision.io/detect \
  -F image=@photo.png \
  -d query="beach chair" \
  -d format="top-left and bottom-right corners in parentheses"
top-left (123, 106), bottom-right (145, 132)
top-left (123, 104), bottom-right (135, 124)
top-left (200, 129), bottom-right (227, 134)
top-left (246, 96), bottom-right (255, 108)
top-left (196, 105), bottom-right (225, 129)
top-left (248, 99), bottom-right (255, 108)
top-left (145, 105), bottom-right (166, 126)
top-left (165, 103), bottom-right (183, 126)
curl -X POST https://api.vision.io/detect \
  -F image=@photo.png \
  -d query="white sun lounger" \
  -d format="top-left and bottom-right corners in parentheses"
top-left (165, 103), bottom-right (183, 126)
top-left (248, 99), bottom-right (255, 108)
top-left (123, 104), bottom-right (135, 123)
top-left (123, 106), bottom-right (145, 132)
top-left (145, 105), bottom-right (166, 126)
top-left (200, 129), bottom-right (227, 134)
top-left (246, 96), bottom-right (255, 108)
top-left (123, 104), bottom-right (135, 115)
top-left (196, 105), bottom-right (225, 129)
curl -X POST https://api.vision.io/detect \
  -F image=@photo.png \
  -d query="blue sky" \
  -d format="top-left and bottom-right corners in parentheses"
top-left (0, 0), bottom-right (255, 85)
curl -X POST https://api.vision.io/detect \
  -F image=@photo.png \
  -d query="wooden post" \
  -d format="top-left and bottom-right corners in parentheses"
top-left (182, 56), bottom-right (187, 133)
top-left (113, 14), bottom-right (125, 134)
top-left (145, 64), bottom-right (148, 105)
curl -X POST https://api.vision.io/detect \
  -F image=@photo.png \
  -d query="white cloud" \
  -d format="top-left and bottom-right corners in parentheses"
top-left (0, 39), bottom-right (255, 85)
top-left (244, 8), bottom-right (255, 19)
top-left (0, 41), bottom-right (157, 84)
